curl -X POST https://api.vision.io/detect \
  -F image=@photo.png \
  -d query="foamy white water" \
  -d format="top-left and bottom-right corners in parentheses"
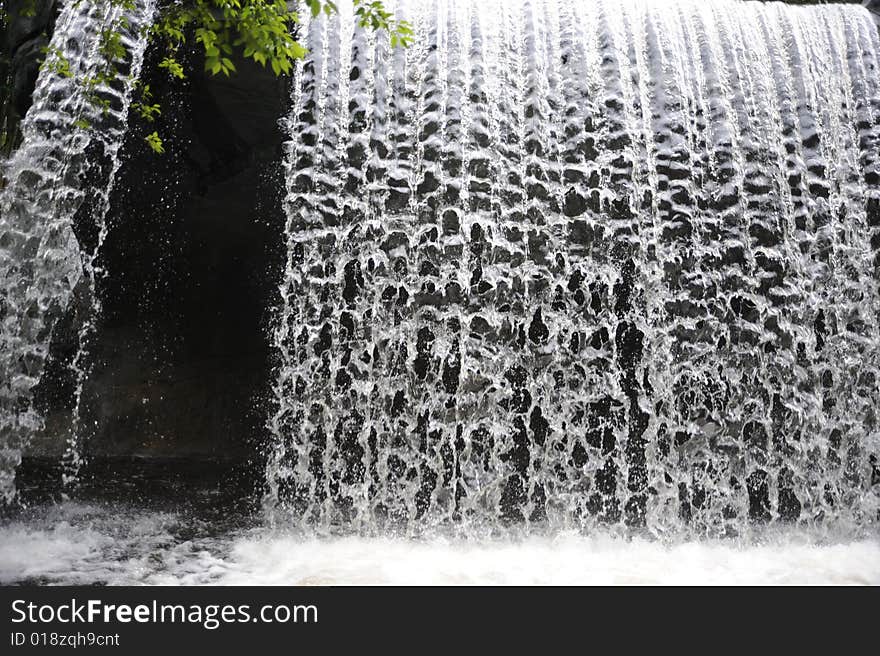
top-left (1, 504), bottom-right (877, 585)
top-left (216, 536), bottom-right (880, 585)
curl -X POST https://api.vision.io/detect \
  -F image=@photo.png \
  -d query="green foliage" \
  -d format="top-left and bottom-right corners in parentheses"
top-left (20, 1), bottom-right (38, 18)
top-left (352, 0), bottom-right (413, 47)
top-left (152, 1), bottom-right (412, 80)
top-left (140, 1), bottom-right (413, 153)
top-left (158, 56), bottom-right (185, 79)
top-left (144, 130), bottom-right (164, 153)
top-left (99, 26), bottom-right (128, 63)
top-left (40, 45), bottom-right (74, 79)
top-left (132, 83), bottom-right (161, 122)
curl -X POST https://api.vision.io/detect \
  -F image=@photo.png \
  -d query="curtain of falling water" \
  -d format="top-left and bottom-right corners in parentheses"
top-left (0, 0), bottom-right (157, 503)
top-left (267, 0), bottom-right (880, 537)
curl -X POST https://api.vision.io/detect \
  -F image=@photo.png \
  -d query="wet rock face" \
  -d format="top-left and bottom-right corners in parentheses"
top-left (3, 1), bottom-right (57, 118)
top-left (866, 1), bottom-right (880, 31)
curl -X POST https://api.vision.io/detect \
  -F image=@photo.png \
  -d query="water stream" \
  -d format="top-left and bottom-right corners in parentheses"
top-left (0, 0), bottom-right (156, 503)
top-left (267, 0), bottom-right (880, 538)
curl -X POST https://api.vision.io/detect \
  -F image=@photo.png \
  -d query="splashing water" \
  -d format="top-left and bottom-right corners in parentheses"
top-left (266, 0), bottom-right (880, 537)
top-left (2, 502), bottom-right (878, 584)
top-left (0, 0), bottom-right (156, 503)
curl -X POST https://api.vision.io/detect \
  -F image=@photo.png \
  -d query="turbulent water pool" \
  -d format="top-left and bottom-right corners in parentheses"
top-left (2, 460), bottom-right (877, 585)
top-left (2, 501), bottom-right (878, 585)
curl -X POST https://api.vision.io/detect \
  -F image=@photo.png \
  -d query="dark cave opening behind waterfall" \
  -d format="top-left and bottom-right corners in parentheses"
top-left (27, 43), bottom-right (290, 484)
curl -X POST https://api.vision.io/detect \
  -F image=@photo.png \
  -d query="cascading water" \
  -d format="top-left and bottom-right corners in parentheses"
top-left (267, 0), bottom-right (880, 537)
top-left (0, 0), bottom-right (156, 503)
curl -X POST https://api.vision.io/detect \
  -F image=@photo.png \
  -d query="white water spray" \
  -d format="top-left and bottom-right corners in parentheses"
top-left (268, 0), bottom-right (880, 537)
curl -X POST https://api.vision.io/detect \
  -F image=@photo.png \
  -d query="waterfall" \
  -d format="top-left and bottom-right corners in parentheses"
top-left (268, 0), bottom-right (880, 537)
top-left (0, 0), bottom-right (156, 503)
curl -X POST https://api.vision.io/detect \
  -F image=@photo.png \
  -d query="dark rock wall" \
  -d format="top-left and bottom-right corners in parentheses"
top-left (866, 0), bottom-right (880, 25)
top-left (3, 0), bottom-right (56, 114)
top-left (1, 1), bottom-right (56, 154)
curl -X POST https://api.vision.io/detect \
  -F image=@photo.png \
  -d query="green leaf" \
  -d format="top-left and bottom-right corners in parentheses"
top-left (158, 57), bottom-right (185, 79)
top-left (291, 42), bottom-right (308, 59)
top-left (145, 131), bottom-right (165, 154)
